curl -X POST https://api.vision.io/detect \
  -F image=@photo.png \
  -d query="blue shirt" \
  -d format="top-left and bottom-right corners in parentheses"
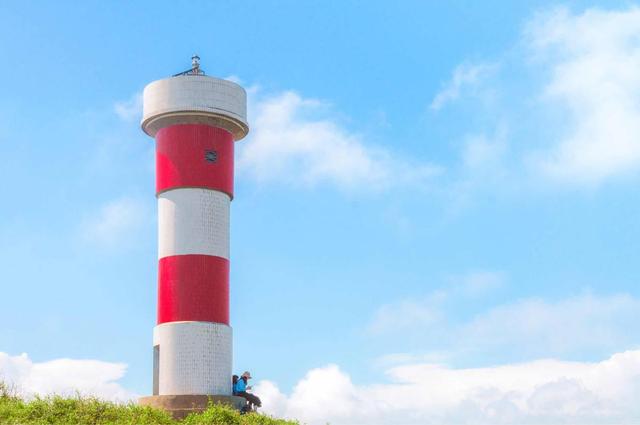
top-left (235, 378), bottom-right (247, 393)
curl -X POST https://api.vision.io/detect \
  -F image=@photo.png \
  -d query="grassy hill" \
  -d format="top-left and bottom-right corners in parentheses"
top-left (0, 382), bottom-right (298, 425)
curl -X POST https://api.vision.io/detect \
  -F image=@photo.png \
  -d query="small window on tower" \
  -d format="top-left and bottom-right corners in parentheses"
top-left (205, 150), bottom-right (218, 163)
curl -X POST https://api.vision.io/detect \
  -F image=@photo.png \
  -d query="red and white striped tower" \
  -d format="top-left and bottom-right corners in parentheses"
top-left (141, 57), bottom-right (248, 398)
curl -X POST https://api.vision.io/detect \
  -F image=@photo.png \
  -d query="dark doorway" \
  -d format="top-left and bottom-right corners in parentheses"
top-left (153, 345), bottom-right (160, 395)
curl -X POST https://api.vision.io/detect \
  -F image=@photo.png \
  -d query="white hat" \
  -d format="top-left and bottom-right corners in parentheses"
top-left (241, 371), bottom-right (252, 379)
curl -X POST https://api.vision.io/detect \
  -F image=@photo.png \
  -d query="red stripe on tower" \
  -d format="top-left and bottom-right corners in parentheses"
top-left (158, 254), bottom-right (229, 324)
top-left (156, 124), bottom-right (234, 197)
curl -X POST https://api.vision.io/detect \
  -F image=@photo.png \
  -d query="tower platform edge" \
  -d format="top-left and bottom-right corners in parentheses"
top-left (139, 394), bottom-right (246, 419)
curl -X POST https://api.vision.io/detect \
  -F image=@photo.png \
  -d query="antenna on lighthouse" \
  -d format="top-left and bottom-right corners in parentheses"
top-left (191, 54), bottom-right (202, 74)
top-left (173, 54), bottom-right (205, 77)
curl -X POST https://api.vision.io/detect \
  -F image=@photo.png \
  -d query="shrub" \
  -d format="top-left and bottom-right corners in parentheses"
top-left (0, 392), bottom-right (175, 425)
top-left (183, 402), bottom-right (298, 425)
top-left (0, 382), bottom-right (297, 425)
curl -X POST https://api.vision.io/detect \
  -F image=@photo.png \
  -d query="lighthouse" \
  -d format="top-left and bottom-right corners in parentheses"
top-left (139, 56), bottom-right (248, 416)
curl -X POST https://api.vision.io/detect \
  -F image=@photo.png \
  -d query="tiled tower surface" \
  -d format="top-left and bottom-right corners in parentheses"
top-left (141, 71), bottom-right (248, 397)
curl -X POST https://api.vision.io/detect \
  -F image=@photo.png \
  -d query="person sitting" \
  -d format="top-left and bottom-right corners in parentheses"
top-left (234, 371), bottom-right (262, 410)
top-left (232, 375), bottom-right (239, 395)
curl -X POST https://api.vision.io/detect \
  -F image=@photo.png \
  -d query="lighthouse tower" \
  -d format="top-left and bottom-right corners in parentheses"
top-left (139, 56), bottom-right (248, 412)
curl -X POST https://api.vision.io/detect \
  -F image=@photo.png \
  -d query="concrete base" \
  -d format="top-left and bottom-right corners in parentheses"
top-left (139, 395), bottom-right (246, 420)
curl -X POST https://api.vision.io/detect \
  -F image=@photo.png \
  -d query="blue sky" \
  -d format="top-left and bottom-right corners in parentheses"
top-left (2, 1), bottom-right (640, 423)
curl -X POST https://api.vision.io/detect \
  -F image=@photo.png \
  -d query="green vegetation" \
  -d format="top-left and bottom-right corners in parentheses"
top-left (0, 382), bottom-right (297, 425)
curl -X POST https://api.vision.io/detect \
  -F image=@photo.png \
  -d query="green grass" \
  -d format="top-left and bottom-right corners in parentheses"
top-left (0, 382), bottom-right (298, 425)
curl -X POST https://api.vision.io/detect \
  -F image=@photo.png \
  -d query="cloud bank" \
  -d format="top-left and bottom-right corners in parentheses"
top-left (251, 284), bottom-right (640, 424)
top-left (4, 348), bottom-right (640, 424)
top-left (257, 350), bottom-right (640, 425)
top-left (0, 352), bottom-right (135, 401)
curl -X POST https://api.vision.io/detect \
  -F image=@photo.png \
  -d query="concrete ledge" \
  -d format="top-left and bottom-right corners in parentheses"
top-left (139, 394), bottom-right (246, 420)
top-left (141, 75), bottom-right (249, 140)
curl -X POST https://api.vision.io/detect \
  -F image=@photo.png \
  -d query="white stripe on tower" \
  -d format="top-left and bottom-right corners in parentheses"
top-left (153, 321), bottom-right (232, 395)
top-left (158, 188), bottom-right (230, 260)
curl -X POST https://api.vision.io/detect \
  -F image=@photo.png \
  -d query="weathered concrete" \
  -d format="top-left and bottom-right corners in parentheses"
top-left (139, 394), bottom-right (245, 420)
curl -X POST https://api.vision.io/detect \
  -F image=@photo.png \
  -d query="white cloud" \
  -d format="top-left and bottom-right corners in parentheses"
top-left (461, 293), bottom-right (640, 357)
top-left (257, 350), bottom-right (640, 424)
top-left (369, 288), bottom-right (640, 361)
top-left (0, 352), bottom-right (135, 401)
top-left (525, 7), bottom-right (640, 184)
top-left (79, 197), bottom-right (148, 248)
top-left (238, 91), bottom-right (440, 191)
top-left (368, 289), bottom-right (447, 335)
top-left (114, 92), bottom-right (142, 122)
top-left (368, 271), bottom-right (505, 335)
top-left (433, 7), bottom-right (640, 189)
top-left (453, 270), bottom-right (505, 296)
top-left (462, 125), bottom-right (508, 171)
top-left (224, 75), bottom-right (243, 85)
top-left (373, 351), bottom-right (451, 368)
top-left (430, 63), bottom-right (494, 111)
